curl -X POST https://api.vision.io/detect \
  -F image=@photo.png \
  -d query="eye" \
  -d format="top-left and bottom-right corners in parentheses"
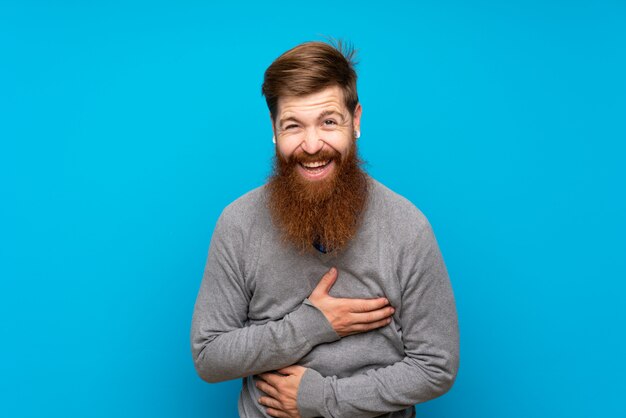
top-left (323, 119), bottom-right (337, 126)
top-left (284, 124), bottom-right (299, 130)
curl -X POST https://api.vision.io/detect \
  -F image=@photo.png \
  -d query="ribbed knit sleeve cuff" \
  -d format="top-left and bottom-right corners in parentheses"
top-left (289, 298), bottom-right (340, 346)
top-left (297, 367), bottom-right (325, 418)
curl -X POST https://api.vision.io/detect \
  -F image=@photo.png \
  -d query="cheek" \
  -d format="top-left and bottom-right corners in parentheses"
top-left (277, 141), bottom-right (298, 160)
top-left (325, 134), bottom-right (352, 154)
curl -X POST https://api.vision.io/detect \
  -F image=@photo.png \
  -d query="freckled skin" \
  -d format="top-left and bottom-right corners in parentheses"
top-left (272, 85), bottom-right (362, 182)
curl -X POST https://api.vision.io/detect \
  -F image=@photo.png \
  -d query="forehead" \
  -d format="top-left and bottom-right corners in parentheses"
top-left (277, 85), bottom-right (347, 118)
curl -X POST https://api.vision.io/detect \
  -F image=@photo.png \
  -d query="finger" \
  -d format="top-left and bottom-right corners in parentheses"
top-left (256, 380), bottom-right (280, 398)
top-left (277, 365), bottom-right (305, 375)
top-left (345, 317), bottom-right (392, 335)
top-left (258, 372), bottom-right (282, 387)
top-left (350, 306), bottom-right (395, 324)
top-left (258, 396), bottom-right (283, 410)
top-left (311, 267), bottom-right (338, 296)
top-left (343, 296), bottom-right (390, 313)
top-left (265, 408), bottom-right (289, 418)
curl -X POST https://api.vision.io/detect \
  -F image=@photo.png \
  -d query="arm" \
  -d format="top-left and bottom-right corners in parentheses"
top-left (191, 211), bottom-right (340, 383)
top-left (296, 221), bottom-right (460, 418)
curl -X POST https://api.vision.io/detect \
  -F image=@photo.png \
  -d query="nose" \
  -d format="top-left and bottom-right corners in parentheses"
top-left (300, 127), bottom-right (324, 155)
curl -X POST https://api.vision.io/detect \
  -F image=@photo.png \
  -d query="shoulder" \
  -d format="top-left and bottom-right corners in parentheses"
top-left (211, 184), bottom-right (272, 245)
top-left (366, 179), bottom-right (444, 284)
top-left (218, 185), bottom-right (268, 226)
top-left (209, 185), bottom-right (270, 273)
top-left (367, 177), bottom-right (432, 239)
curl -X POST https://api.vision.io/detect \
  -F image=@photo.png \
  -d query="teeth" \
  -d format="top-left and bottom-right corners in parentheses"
top-left (301, 160), bottom-right (329, 168)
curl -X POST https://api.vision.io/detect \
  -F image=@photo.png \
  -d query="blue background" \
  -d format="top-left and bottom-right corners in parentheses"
top-left (2, 1), bottom-right (625, 417)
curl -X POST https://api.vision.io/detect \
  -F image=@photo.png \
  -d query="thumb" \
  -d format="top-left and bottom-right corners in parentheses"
top-left (311, 267), bottom-right (338, 296)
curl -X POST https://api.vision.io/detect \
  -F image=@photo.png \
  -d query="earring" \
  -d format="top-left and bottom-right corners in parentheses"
top-left (354, 130), bottom-right (361, 139)
top-left (272, 135), bottom-right (276, 144)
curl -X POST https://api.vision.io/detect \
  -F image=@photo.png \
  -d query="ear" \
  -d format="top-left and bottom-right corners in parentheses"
top-left (353, 103), bottom-right (362, 132)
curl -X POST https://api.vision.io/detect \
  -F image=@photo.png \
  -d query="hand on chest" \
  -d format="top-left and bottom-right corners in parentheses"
top-left (246, 252), bottom-right (398, 324)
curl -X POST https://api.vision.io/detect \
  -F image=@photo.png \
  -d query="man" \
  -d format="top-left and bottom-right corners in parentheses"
top-left (191, 41), bottom-right (459, 418)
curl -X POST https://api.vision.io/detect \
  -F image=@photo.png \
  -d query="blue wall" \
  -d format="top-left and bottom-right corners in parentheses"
top-left (2, 1), bottom-right (625, 417)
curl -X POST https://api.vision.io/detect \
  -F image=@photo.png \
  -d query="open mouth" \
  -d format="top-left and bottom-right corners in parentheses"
top-left (297, 159), bottom-right (334, 179)
top-left (300, 159), bottom-right (330, 170)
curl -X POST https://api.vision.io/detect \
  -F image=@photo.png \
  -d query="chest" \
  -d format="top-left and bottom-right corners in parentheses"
top-left (244, 229), bottom-right (402, 324)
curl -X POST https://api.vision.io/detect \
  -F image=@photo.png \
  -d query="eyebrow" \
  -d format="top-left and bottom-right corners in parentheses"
top-left (279, 116), bottom-right (300, 126)
top-left (279, 110), bottom-right (344, 127)
top-left (318, 110), bottom-right (345, 122)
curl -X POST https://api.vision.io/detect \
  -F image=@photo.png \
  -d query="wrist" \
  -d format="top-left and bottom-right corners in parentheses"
top-left (296, 368), bottom-right (325, 418)
top-left (295, 299), bottom-right (340, 344)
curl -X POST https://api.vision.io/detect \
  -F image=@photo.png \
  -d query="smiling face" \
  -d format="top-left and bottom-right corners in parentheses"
top-left (266, 85), bottom-right (368, 253)
top-left (272, 85), bottom-right (362, 184)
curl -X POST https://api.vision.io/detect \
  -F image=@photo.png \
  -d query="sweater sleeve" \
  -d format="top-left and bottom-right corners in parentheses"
top-left (297, 221), bottom-right (459, 417)
top-left (191, 210), bottom-right (340, 383)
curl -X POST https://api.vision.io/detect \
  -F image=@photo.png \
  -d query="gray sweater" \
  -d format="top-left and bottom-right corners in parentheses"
top-left (191, 178), bottom-right (459, 418)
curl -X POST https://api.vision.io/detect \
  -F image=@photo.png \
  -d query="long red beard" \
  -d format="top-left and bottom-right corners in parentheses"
top-left (266, 143), bottom-right (369, 254)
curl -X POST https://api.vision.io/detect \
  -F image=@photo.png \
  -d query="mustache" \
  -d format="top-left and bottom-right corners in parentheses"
top-left (288, 149), bottom-right (341, 165)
